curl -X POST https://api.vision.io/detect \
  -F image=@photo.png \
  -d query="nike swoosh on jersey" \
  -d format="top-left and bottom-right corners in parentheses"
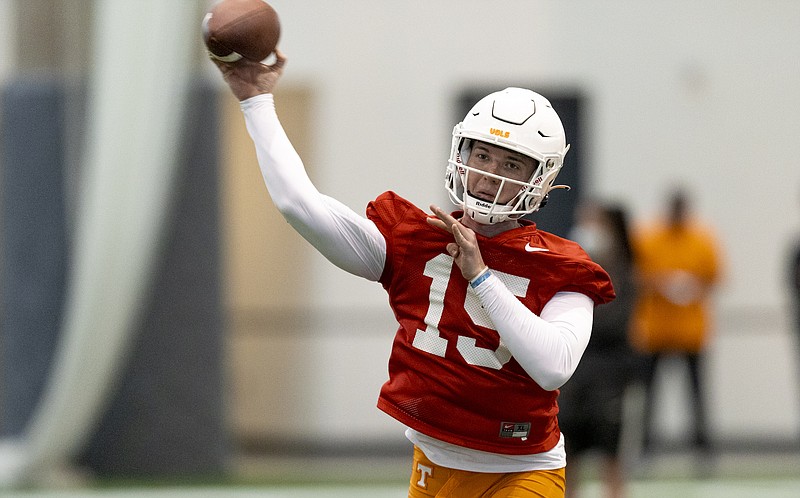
top-left (524, 243), bottom-right (549, 252)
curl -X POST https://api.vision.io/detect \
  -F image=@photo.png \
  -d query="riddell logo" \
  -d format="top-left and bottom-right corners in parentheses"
top-left (489, 128), bottom-right (510, 138)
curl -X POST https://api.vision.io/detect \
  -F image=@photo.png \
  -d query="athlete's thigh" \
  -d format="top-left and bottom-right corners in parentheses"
top-left (408, 446), bottom-right (449, 497)
top-left (490, 468), bottom-right (566, 498)
top-left (407, 446), bottom-right (498, 497)
top-left (408, 446), bottom-right (566, 498)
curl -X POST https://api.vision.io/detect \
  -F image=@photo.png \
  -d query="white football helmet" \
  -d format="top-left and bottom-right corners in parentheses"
top-left (446, 87), bottom-right (570, 224)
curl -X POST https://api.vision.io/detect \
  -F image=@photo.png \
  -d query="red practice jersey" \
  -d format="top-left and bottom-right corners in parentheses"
top-left (367, 192), bottom-right (615, 455)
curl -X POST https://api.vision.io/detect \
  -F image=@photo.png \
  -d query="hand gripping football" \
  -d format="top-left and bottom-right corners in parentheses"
top-left (202, 0), bottom-right (281, 63)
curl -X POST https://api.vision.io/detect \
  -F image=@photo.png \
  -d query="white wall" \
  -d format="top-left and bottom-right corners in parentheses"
top-left (4, 0), bottom-right (795, 448)
top-left (235, 0), bottom-right (800, 445)
top-left (261, 0), bottom-right (800, 309)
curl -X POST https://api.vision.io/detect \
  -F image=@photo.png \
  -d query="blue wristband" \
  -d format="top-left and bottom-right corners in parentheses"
top-left (469, 268), bottom-right (491, 288)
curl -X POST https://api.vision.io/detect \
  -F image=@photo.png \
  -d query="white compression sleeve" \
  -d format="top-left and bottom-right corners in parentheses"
top-left (472, 273), bottom-right (594, 391)
top-left (240, 94), bottom-right (386, 281)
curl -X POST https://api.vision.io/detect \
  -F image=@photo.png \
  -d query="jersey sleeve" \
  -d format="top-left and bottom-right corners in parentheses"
top-left (366, 191), bottom-right (418, 284)
top-left (366, 192), bottom-right (414, 233)
top-left (558, 261), bottom-right (616, 306)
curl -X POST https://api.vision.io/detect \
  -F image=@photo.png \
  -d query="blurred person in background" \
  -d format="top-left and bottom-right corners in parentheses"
top-left (211, 51), bottom-right (616, 498)
top-left (630, 187), bottom-right (722, 457)
top-left (559, 200), bottom-right (640, 498)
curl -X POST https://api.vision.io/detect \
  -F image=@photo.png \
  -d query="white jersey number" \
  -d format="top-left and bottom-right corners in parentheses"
top-left (411, 253), bottom-right (529, 369)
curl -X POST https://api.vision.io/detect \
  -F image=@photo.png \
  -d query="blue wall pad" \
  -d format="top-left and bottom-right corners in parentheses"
top-left (77, 80), bottom-right (228, 478)
top-left (0, 75), bottom-right (68, 437)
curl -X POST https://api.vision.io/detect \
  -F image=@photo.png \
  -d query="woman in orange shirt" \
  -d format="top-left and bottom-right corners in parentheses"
top-left (631, 188), bottom-right (722, 455)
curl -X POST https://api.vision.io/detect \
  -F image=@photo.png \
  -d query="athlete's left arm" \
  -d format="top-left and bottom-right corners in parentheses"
top-left (471, 276), bottom-right (593, 391)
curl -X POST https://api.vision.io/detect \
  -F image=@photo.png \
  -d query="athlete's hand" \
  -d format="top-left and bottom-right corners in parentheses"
top-left (427, 205), bottom-right (487, 281)
top-left (211, 50), bottom-right (287, 101)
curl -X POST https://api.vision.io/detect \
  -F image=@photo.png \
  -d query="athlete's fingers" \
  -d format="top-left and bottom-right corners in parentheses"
top-left (429, 205), bottom-right (478, 253)
top-left (428, 205), bottom-right (459, 233)
top-left (453, 221), bottom-right (478, 247)
top-left (452, 223), bottom-right (469, 245)
top-left (271, 49), bottom-right (287, 71)
top-left (425, 216), bottom-right (448, 232)
top-left (446, 242), bottom-right (460, 258)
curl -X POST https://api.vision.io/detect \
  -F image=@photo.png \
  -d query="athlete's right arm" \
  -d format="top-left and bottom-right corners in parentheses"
top-left (240, 94), bottom-right (386, 281)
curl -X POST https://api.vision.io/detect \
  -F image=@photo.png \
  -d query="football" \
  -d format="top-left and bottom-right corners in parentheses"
top-left (202, 0), bottom-right (280, 63)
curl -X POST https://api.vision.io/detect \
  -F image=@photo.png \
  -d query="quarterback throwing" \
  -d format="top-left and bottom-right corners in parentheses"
top-left (212, 51), bottom-right (614, 498)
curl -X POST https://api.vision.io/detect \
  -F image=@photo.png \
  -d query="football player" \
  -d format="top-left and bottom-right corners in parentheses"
top-left (212, 51), bottom-right (614, 498)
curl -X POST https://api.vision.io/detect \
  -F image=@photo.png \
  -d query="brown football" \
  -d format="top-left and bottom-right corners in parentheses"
top-left (202, 0), bottom-right (280, 63)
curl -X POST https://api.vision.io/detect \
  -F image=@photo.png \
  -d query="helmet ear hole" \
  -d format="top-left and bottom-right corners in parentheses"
top-left (539, 194), bottom-right (550, 209)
